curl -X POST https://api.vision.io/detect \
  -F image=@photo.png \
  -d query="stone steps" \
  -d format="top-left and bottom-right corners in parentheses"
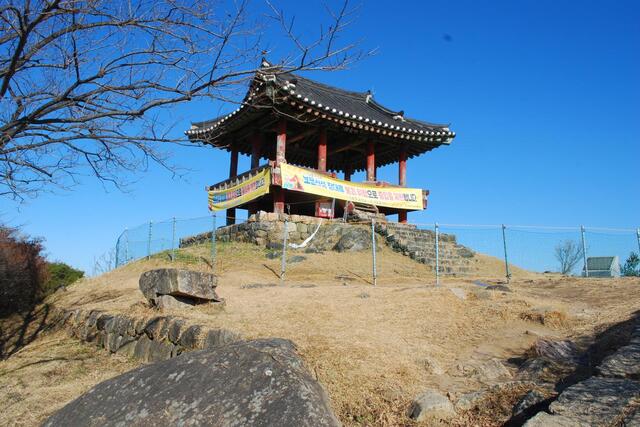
top-left (375, 223), bottom-right (476, 276)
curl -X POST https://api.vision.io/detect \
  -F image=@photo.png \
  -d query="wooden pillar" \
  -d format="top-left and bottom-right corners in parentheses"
top-left (274, 119), bottom-right (287, 214)
top-left (227, 148), bottom-right (239, 226)
top-left (344, 165), bottom-right (352, 181)
top-left (250, 133), bottom-right (263, 169)
top-left (398, 143), bottom-right (408, 224)
top-left (318, 128), bottom-right (327, 172)
top-left (366, 140), bottom-right (376, 181)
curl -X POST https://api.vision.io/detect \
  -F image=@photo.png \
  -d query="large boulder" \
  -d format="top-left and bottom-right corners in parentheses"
top-left (139, 268), bottom-right (221, 308)
top-left (44, 338), bottom-right (340, 427)
top-left (332, 227), bottom-right (372, 252)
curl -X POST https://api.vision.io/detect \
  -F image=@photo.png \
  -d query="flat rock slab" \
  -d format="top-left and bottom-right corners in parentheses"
top-left (548, 377), bottom-right (640, 425)
top-left (524, 412), bottom-right (582, 427)
top-left (44, 338), bottom-right (339, 427)
top-left (139, 269), bottom-right (220, 305)
top-left (597, 343), bottom-right (640, 379)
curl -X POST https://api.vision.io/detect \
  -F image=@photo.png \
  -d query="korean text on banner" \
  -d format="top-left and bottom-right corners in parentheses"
top-left (208, 168), bottom-right (271, 211)
top-left (280, 164), bottom-right (423, 210)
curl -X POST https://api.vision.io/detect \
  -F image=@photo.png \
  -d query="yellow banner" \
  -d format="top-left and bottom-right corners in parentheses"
top-left (280, 164), bottom-right (423, 210)
top-left (208, 168), bottom-right (270, 211)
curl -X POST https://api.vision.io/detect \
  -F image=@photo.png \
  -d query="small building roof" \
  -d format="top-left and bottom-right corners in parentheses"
top-left (586, 256), bottom-right (618, 271)
top-left (186, 62), bottom-right (456, 172)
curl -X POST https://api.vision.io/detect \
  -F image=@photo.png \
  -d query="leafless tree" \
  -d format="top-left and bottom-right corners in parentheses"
top-left (92, 246), bottom-right (115, 276)
top-left (554, 240), bottom-right (583, 275)
top-left (0, 0), bottom-right (367, 200)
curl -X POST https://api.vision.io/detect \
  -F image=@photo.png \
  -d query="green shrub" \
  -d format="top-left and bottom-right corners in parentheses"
top-left (621, 252), bottom-right (640, 277)
top-left (43, 262), bottom-right (84, 296)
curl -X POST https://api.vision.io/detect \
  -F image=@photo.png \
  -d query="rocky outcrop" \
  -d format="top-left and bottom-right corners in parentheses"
top-left (50, 307), bottom-right (240, 363)
top-left (596, 343), bottom-right (640, 380)
top-left (139, 268), bottom-right (221, 309)
top-left (527, 377), bottom-right (640, 426)
top-left (523, 317), bottom-right (640, 426)
top-left (44, 338), bottom-right (340, 427)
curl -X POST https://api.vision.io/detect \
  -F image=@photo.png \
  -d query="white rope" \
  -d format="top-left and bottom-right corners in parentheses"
top-left (288, 219), bottom-right (323, 249)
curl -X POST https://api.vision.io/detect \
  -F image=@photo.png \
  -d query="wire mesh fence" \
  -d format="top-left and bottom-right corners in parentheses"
top-left (112, 211), bottom-right (640, 284)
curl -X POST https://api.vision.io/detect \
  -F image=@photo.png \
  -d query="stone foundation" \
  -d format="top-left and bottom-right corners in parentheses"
top-left (180, 211), bottom-right (344, 248)
top-left (180, 211), bottom-right (477, 276)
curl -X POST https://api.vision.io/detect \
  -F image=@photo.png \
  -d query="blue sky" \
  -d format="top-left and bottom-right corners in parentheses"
top-left (2, 0), bottom-right (639, 273)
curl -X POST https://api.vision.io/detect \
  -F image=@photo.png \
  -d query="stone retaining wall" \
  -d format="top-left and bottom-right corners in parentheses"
top-left (180, 211), bottom-right (334, 248)
top-left (49, 306), bottom-right (241, 363)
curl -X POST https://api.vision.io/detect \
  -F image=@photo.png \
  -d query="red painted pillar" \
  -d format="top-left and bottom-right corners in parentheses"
top-left (274, 119), bottom-right (287, 214)
top-left (318, 128), bottom-right (327, 172)
top-left (250, 133), bottom-right (263, 169)
top-left (228, 148), bottom-right (239, 225)
top-left (366, 140), bottom-right (376, 181)
top-left (398, 144), bottom-right (408, 224)
top-left (276, 119), bottom-right (287, 166)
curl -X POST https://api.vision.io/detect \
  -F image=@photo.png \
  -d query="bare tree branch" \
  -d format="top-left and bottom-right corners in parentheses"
top-left (0, 0), bottom-right (370, 201)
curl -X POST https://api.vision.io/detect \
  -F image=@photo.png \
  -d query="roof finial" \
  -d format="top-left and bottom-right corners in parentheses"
top-left (365, 90), bottom-right (373, 103)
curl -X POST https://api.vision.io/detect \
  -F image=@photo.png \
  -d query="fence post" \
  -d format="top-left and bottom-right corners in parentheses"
top-left (124, 228), bottom-right (129, 264)
top-left (581, 225), bottom-right (588, 277)
top-left (115, 233), bottom-right (121, 268)
top-left (371, 219), bottom-right (377, 287)
top-left (211, 213), bottom-right (217, 270)
top-left (147, 220), bottom-right (153, 260)
top-left (281, 216), bottom-right (288, 286)
top-left (435, 222), bottom-right (440, 286)
top-left (171, 217), bottom-right (177, 262)
top-left (501, 224), bottom-right (511, 283)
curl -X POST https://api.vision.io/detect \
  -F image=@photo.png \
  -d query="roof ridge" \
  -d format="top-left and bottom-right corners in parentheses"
top-left (279, 72), bottom-right (368, 100)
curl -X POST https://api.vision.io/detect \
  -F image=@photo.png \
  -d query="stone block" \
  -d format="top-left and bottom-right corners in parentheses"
top-left (133, 335), bottom-right (152, 361)
top-left (105, 333), bottom-right (122, 353)
top-left (144, 317), bottom-right (171, 341)
top-left (156, 295), bottom-right (197, 310)
top-left (408, 389), bottom-right (456, 421)
top-left (179, 325), bottom-right (203, 349)
top-left (139, 268), bottom-right (220, 308)
top-left (116, 339), bottom-right (137, 358)
top-left (95, 314), bottom-right (114, 331)
top-left (204, 328), bottom-right (242, 349)
top-left (167, 319), bottom-right (186, 344)
top-left (147, 340), bottom-right (175, 362)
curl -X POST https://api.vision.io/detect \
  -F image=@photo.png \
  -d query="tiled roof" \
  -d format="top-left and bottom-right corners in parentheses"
top-left (185, 67), bottom-right (455, 145)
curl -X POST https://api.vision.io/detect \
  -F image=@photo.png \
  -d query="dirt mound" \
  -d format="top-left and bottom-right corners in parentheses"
top-left (3, 241), bottom-right (640, 426)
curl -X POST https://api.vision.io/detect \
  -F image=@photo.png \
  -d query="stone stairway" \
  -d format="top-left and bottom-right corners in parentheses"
top-left (375, 222), bottom-right (476, 276)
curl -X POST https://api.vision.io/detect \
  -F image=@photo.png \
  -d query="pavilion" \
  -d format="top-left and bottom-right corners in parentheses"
top-left (186, 61), bottom-right (455, 225)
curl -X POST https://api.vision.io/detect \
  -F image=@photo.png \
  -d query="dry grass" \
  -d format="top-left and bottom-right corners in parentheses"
top-left (0, 331), bottom-right (138, 426)
top-left (7, 241), bottom-right (640, 426)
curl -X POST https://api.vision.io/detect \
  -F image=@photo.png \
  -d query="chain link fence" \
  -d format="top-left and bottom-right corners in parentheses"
top-left (112, 211), bottom-right (640, 284)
